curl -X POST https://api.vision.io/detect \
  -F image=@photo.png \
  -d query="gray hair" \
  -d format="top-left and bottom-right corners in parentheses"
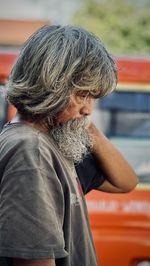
top-left (7, 25), bottom-right (117, 121)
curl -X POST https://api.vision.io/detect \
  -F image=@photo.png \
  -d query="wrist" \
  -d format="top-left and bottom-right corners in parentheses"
top-left (87, 123), bottom-right (106, 153)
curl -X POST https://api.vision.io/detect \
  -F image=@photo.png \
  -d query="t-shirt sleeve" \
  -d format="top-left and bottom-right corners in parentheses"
top-left (0, 137), bottom-right (68, 260)
top-left (75, 154), bottom-right (105, 194)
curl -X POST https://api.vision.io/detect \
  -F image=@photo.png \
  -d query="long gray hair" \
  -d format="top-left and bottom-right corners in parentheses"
top-left (7, 25), bottom-right (117, 121)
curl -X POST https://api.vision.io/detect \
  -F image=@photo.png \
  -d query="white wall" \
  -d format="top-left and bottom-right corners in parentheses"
top-left (0, 0), bottom-right (82, 24)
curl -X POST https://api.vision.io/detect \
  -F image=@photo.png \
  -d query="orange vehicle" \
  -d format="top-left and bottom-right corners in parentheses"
top-left (86, 58), bottom-right (150, 266)
top-left (0, 50), bottom-right (150, 266)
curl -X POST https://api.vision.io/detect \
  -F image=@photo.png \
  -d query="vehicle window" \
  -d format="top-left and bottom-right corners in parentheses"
top-left (99, 90), bottom-right (150, 185)
top-left (110, 137), bottom-right (150, 184)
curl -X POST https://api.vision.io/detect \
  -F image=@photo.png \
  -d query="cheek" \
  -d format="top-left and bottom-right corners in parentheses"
top-left (56, 95), bottom-right (84, 124)
top-left (56, 104), bottom-right (78, 124)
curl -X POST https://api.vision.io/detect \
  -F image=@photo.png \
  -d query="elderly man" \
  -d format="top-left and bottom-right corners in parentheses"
top-left (0, 25), bottom-right (138, 266)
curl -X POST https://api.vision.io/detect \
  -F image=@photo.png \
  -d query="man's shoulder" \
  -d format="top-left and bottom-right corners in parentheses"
top-left (1, 123), bottom-right (37, 144)
top-left (0, 122), bottom-right (66, 170)
top-left (0, 123), bottom-right (53, 152)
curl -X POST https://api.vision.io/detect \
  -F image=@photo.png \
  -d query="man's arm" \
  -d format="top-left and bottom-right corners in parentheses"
top-left (13, 259), bottom-right (55, 266)
top-left (88, 123), bottom-right (139, 193)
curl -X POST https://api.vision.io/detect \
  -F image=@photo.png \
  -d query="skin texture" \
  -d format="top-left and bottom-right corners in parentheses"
top-left (56, 93), bottom-right (96, 125)
top-left (88, 123), bottom-right (139, 193)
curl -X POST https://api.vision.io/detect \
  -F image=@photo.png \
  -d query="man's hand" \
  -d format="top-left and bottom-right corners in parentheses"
top-left (87, 123), bottom-right (139, 193)
top-left (13, 259), bottom-right (56, 266)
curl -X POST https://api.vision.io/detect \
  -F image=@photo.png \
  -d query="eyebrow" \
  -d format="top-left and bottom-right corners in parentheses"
top-left (76, 90), bottom-right (101, 100)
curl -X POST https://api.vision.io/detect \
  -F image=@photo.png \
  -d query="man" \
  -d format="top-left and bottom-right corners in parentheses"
top-left (0, 25), bottom-right (138, 266)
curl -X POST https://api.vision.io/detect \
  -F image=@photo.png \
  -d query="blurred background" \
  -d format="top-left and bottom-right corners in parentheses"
top-left (0, 0), bottom-right (149, 55)
top-left (0, 1), bottom-right (150, 266)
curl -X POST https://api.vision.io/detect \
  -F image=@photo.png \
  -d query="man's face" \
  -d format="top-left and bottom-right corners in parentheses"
top-left (51, 92), bottom-right (96, 163)
top-left (56, 92), bottom-right (96, 125)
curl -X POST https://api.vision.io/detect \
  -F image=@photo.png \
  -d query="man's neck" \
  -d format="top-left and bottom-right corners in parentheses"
top-left (10, 112), bottom-right (49, 133)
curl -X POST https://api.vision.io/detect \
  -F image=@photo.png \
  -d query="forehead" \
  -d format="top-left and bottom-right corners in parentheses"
top-left (75, 89), bottom-right (101, 99)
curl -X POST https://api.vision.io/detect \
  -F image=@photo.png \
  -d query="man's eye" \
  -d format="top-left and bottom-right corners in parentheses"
top-left (76, 93), bottom-right (89, 99)
top-left (79, 94), bottom-right (87, 99)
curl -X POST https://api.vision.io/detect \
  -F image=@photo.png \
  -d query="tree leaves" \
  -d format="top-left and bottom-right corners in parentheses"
top-left (72, 0), bottom-right (150, 55)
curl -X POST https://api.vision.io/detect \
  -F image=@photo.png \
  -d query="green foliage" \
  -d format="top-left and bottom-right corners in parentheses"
top-left (72, 0), bottom-right (150, 55)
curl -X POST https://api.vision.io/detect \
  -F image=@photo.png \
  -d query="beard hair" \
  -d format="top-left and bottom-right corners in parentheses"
top-left (50, 117), bottom-right (93, 164)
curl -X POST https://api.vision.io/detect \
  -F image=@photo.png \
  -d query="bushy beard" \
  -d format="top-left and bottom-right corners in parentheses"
top-left (50, 117), bottom-right (93, 164)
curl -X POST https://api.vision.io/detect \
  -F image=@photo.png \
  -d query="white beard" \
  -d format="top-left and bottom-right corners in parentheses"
top-left (51, 117), bottom-right (93, 163)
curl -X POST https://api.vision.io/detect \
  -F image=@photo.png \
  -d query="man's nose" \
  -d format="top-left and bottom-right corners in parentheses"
top-left (80, 98), bottom-right (95, 116)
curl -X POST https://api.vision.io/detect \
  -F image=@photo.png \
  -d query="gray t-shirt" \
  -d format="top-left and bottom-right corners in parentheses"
top-left (0, 123), bottom-right (104, 266)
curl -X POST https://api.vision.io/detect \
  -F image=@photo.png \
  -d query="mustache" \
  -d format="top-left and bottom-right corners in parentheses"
top-left (56, 116), bottom-right (91, 131)
top-left (70, 116), bottom-right (91, 129)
